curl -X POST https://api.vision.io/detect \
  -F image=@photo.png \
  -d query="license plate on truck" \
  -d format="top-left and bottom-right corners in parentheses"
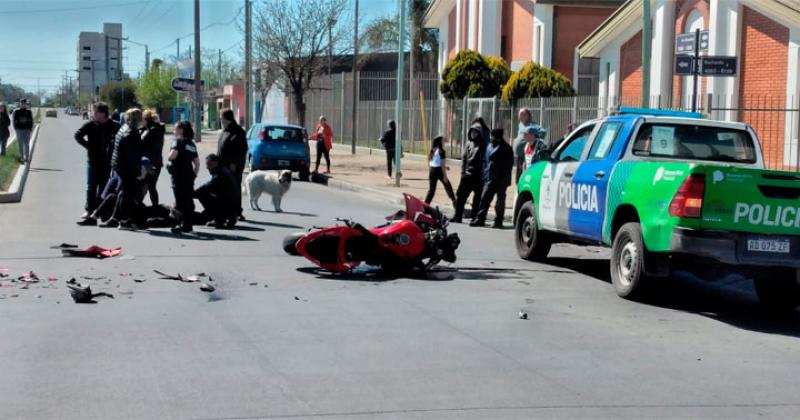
top-left (747, 239), bottom-right (791, 253)
top-left (278, 160), bottom-right (290, 167)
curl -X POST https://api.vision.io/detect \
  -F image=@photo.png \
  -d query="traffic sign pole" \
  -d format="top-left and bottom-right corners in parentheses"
top-left (692, 28), bottom-right (700, 113)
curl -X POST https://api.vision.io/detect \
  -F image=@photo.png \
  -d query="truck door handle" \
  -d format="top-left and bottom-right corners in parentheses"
top-left (595, 171), bottom-right (606, 179)
top-left (563, 172), bottom-right (574, 178)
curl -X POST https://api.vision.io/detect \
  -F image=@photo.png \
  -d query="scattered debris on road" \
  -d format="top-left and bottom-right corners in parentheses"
top-left (200, 283), bottom-right (215, 292)
top-left (50, 243), bottom-right (78, 249)
top-left (62, 245), bottom-right (122, 259)
top-left (518, 311), bottom-right (528, 320)
top-left (66, 278), bottom-right (114, 303)
top-left (154, 270), bottom-right (200, 282)
top-left (134, 278), bottom-right (146, 283)
top-left (249, 282), bottom-right (258, 286)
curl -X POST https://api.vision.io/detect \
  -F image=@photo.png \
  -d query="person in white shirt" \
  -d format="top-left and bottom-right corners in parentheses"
top-left (424, 136), bottom-right (456, 206)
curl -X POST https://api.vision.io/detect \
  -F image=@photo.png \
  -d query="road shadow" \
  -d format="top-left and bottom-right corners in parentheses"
top-left (243, 220), bottom-right (304, 229)
top-left (540, 256), bottom-right (800, 338)
top-left (225, 225), bottom-right (265, 232)
top-left (295, 265), bottom-right (534, 282)
top-left (147, 229), bottom-right (258, 241)
top-left (29, 167), bottom-right (63, 172)
top-left (256, 210), bottom-right (317, 217)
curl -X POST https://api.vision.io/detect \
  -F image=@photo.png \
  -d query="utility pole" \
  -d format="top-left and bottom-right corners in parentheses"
top-left (350, 0), bottom-right (358, 154)
top-left (394, 0), bottom-right (406, 187)
top-left (145, 45), bottom-right (150, 73)
top-left (194, 0), bottom-right (203, 139)
top-left (641, 0), bottom-right (651, 108)
top-left (218, 48), bottom-right (222, 89)
top-left (176, 38), bottom-right (180, 119)
top-left (245, 0), bottom-right (253, 129)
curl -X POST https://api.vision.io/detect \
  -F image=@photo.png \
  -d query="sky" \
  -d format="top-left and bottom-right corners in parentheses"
top-left (0, 0), bottom-right (395, 95)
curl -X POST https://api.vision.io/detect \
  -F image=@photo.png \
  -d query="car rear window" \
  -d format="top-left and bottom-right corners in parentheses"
top-left (632, 123), bottom-right (757, 164)
top-left (260, 127), bottom-right (305, 142)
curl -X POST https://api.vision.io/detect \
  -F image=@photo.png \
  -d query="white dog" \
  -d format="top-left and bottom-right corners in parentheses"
top-left (245, 170), bottom-right (292, 212)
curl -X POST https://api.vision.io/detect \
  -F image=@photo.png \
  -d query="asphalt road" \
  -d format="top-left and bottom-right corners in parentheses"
top-left (1, 114), bottom-right (800, 419)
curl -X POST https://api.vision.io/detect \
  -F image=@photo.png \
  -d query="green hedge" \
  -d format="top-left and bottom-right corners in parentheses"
top-left (501, 62), bottom-right (575, 102)
top-left (440, 51), bottom-right (511, 100)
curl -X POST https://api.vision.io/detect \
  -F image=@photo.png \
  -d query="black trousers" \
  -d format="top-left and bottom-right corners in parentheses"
top-left (234, 169), bottom-right (243, 215)
top-left (514, 156), bottom-right (525, 184)
top-left (425, 167), bottom-right (456, 204)
top-left (196, 189), bottom-right (236, 224)
top-left (145, 167), bottom-right (161, 206)
top-left (385, 149), bottom-right (395, 177)
top-left (475, 181), bottom-right (508, 225)
top-left (453, 175), bottom-right (483, 220)
top-left (85, 160), bottom-right (110, 213)
top-left (115, 175), bottom-right (140, 222)
top-left (172, 178), bottom-right (195, 229)
top-left (315, 141), bottom-right (330, 171)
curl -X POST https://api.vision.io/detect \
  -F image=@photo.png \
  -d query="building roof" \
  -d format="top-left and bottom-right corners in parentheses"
top-left (423, 0), bottom-right (455, 28)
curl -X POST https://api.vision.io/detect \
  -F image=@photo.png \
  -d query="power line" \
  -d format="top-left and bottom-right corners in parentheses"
top-left (0, 1), bottom-right (141, 14)
top-left (152, 7), bottom-right (243, 54)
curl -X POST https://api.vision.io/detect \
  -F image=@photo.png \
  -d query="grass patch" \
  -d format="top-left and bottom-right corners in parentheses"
top-left (0, 141), bottom-right (20, 191)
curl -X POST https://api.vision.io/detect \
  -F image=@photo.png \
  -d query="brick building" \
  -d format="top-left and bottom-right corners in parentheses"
top-left (423, 0), bottom-right (623, 95)
top-left (577, 0), bottom-right (800, 169)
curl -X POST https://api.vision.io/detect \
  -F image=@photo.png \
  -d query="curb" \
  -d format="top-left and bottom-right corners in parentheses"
top-left (0, 124), bottom-right (41, 203)
top-left (313, 173), bottom-right (513, 223)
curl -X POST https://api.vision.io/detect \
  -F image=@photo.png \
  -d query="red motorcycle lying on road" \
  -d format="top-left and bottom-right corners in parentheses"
top-left (283, 194), bottom-right (460, 273)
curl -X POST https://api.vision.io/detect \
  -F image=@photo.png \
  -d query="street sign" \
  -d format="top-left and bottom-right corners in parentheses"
top-left (171, 77), bottom-right (205, 92)
top-left (674, 55), bottom-right (694, 76)
top-left (675, 30), bottom-right (709, 54)
top-left (700, 56), bottom-right (737, 76)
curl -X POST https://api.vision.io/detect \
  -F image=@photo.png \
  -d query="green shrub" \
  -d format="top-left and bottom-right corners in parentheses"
top-left (501, 62), bottom-right (576, 102)
top-left (440, 51), bottom-right (510, 99)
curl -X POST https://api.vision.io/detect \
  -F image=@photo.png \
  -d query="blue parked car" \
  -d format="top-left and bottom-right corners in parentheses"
top-left (247, 124), bottom-right (311, 181)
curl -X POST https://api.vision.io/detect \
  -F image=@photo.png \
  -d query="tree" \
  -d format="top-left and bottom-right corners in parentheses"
top-left (501, 62), bottom-right (576, 102)
top-left (360, 0), bottom-right (438, 72)
top-left (136, 63), bottom-right (177, 112)
top-left (253, 0), bottom-right (352, 125)
top-left (440, 51), bottom-right (509, 99)
top-left (100, 80), bottom-right (138, 111)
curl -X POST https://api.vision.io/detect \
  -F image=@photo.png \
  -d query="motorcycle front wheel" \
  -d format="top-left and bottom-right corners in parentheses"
top-left (283, 232), bottom-right (305, 256)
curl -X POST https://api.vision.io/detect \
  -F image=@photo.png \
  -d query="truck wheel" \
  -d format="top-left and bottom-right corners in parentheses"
top-left (610, 222), bottom-right (651, 299)
top-left (283, 232), bottom-right (305, 256)
top-left (754, 269), bottom-right (800, 312)
top-left (515, 201), bottom-right (551, 261)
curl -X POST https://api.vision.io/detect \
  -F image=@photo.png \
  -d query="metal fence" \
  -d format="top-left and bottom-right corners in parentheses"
top-left (288, 77), bottom-right (800, 171)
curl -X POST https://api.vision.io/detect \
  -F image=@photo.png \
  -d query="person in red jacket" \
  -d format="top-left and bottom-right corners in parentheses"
top-left (310, 115), bottom-right (333, 174)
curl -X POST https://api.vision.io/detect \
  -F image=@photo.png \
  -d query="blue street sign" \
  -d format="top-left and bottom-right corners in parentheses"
top-left (171, 77), bottom-right (205, 92)
top-left (700, 56), bottom-right (738, 76)
top-left (675, 55), bottom-right (694, 76)
top-left (675, 30), bottom-right (709, 54)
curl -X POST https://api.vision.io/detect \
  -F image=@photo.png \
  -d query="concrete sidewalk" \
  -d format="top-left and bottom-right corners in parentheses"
top-left (319, 142), bottom-right (515, 215)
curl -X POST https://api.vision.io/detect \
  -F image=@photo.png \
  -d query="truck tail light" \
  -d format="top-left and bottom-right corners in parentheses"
top-left (669, 174), bottom-right (705, 218)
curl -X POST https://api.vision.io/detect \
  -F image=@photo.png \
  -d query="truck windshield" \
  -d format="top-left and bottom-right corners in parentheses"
top-left (632, 123), bottom-right (757, 164)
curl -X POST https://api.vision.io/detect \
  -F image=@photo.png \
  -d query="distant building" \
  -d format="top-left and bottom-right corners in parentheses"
top-left (77, 23), bottom-right (124, 98)
top-left (423, 0), bottom-right (624, 95)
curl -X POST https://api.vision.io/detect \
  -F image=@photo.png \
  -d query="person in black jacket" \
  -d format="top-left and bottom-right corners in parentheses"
top-left (167, 120), bottom-right (200, 234)
top-left (379, 120), bottom-right (396, 179)
top-left (195, 154), bottom-right (240, 228)
top-left (471, 128), bottom-right (514, 228)
top-left (101, 109), bottom-right (144, 230)
top-left (75, 102), bottom-right (121, 225)
top-left (12, 99), bottom-right (34, 163)
top-left (0, 103), bottom-right (10, 156)
top-left (452, 123), bottom-right (485, 223)
top-left (217, 108), bottom-right (248, 220)
top-left (141, 109), bottom-right (165, 206)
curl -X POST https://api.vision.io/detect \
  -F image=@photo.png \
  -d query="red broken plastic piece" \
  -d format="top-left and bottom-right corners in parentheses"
top-left (61, 246), bottom-right (122, 259)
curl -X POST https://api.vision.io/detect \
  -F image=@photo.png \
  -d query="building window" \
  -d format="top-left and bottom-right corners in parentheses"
top-left (82, 66), bottom-right (91, 70)
top-left (577, 57), bottom-right (600, 96)
top-left (82, 56), bottom-right (91, 61)
top-left (110, 57), bottom-right (118, 61)
top-left (82, 46), bottom-right (91, 51)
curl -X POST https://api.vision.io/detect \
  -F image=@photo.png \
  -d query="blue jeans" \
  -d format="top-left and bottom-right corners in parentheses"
top-left (86, 160), bottom-right (110, 213)
top-left (16, 129), bottom-right (31, 161)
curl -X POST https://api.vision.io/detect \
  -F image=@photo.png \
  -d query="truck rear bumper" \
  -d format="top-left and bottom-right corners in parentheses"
top-left (669, 227), bottom-right (800, 268)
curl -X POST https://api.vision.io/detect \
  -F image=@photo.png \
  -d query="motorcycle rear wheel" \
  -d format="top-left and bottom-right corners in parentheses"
top-left (283, 232), bottom-right (305, 256)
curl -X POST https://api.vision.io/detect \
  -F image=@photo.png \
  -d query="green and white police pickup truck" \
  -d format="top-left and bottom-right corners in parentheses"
top-left (514, 108), bottom-right (800, 310)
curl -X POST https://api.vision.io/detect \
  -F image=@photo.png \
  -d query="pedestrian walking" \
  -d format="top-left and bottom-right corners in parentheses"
top-left (12, 99), bottom-right (33, 163)
top-left (472, 116), bottom-right (491, 144)
top-left (167, 120), bottom-right (200, 234)
top-left (141, 109), bottom-right (165, 206)
top-left (379, 120), bottom-right (396, 179)
top-left (195, 153), bottom-right (239, 229)
top-left (311, 115), bottom-right (333, 174)
top-left (424, 136), bottom-right (456, 206)
top-left (0, 103), bottom-right (10, 156)
top-left (471, 128), bottom-right (514, 228)
top-left (217, 108), bottom-right (248, 222)
top-left (101, 108), bottom-right (144, 230)
top-left (75, 102), bottom-right (121, 225)
top-left (451, 123), bottom-right (486, 223)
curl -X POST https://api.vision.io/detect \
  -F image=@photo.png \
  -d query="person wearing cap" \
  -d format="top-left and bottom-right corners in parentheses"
top-left (471, 128), bottom-right (513, 228)
top-left (12, 99), bottom-right (33, 163)
top-left (523, 124), bottom-right (548, 170)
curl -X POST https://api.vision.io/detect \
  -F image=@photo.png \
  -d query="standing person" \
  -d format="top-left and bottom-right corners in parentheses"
top-left (102, 109), bottom-right (144, 230)
top-left (75, 102), bottom-right (121, 225)
top-left (141, 109), bottom-right (165, 206)
top-left (195, 154), bottom-right (239, 229)
top-left (451, 123), bottom-right (486, 223)
top-left (217, 108), bottom-right (248, 222)
top-left (12, 99), bottom-right (33, 164)
top-left (471, 128), bottom-right (514, 228)
top-left (0, 103), bottom-right (10, 156)
top-left (167, 120), bottom-right (200, 234)
top-left (472, 116), bottom-right (491, 144)
top-left (310, 115), bottom-right (333, 174)
top-left (523, 125), bottom-right (548, 170)
top-left (379, 120), bottom-right (396, 179)
top-left (513, 108), bottom-right (533, 183)
top-left (424, 136), bottom-right (456, 206)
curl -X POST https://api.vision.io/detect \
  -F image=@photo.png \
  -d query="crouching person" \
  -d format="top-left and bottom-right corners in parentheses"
top-left (195, 153), bottom-right (239, 229)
